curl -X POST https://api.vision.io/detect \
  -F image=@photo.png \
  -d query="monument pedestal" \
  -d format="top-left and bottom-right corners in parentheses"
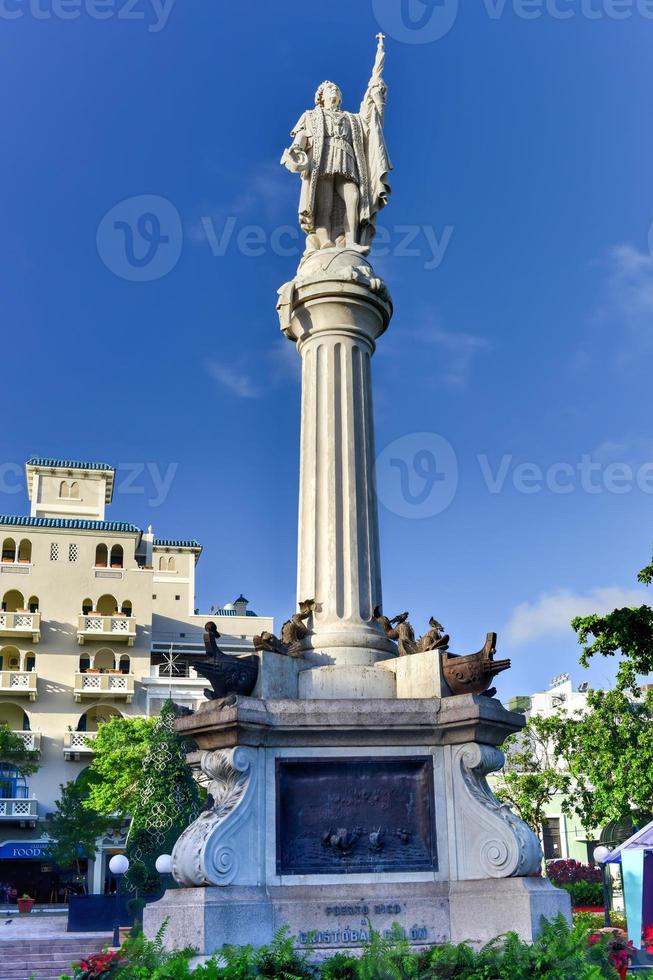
top-left (144, 694), bottom-right (570, 954)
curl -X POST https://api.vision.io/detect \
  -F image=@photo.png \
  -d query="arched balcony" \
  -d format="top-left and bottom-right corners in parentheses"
top-left (95, 544), bottom-right (108, 568)
top-left (0, 592), bottom-right (41, 644)
top-left (0, 646), bottom-right (38, 701)
top-left (0, 704), bottom-right (40, 754)
top-left (63, 704), bottom-right (122, 760)
top-left (77, 596), bottom-right (135, 647)
top-left (74, 647), bottom-right (134, 703)
top-left (0, 763), bottom-right (37, 825)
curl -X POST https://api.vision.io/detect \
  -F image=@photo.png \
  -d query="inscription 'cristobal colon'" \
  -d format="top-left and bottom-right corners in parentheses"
top-left (297, 925), bottom-right (429, 945)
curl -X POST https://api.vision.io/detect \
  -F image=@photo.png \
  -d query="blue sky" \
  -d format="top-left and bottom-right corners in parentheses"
top-left (2, 0), bottom-right (652, 699)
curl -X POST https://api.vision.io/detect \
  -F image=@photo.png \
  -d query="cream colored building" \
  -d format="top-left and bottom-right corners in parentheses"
top-left (0, 457), bottom-right (273, 899)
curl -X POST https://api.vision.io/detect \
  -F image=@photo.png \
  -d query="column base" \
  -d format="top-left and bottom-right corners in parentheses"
top-left (300, 625), bottom-right (397, 667)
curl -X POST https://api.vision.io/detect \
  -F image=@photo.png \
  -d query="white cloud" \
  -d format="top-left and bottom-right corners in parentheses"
top-left (206, 340), bottom-right (300, 400)
top-left (504, 586), bottom-right (650, 645)
top-left (591, 437), bottom-right (653, 466)
top-left (388, 317), bottom-right (491, 388)
top-left (603, 244), bottom-right (653, 320)
top-left (206, 361), bottom-right (263, 400)
top-left (188, 163), bottom-right (295, 245)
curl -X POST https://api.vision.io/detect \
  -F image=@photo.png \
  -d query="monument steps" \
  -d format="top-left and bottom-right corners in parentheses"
top-left (0, 934), bottom-right (111, 980)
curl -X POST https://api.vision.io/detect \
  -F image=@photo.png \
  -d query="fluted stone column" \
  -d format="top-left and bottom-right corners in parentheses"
top-left (280, 250), bottom-right (396, 693)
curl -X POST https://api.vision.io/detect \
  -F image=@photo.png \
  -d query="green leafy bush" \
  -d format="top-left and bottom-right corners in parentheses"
top-left (63, 915), bottom-right (620, 979)
top-left (562, 880), bottom-right (605, 907)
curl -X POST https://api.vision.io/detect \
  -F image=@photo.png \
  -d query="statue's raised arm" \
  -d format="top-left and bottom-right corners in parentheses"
top-left (360, 33), bottom-right (389, 127)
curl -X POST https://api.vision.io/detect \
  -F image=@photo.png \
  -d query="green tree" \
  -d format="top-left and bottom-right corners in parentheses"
top-left (0, 725), bottom-right (40, 778)
top-left (498, 550), bottom-right (653, 833)
top-left (548, 687), bottom-right (653, 830)
top-left (572, 552), bottom-right (653, 696)
top-left (494, 714), bottom-right (573, 837)
top-left (45, 776), bottom-right (113, 884)
top-left (125, 700), bottom-right (200, 894)
top-left (84, 715), bottom-right (155, 818)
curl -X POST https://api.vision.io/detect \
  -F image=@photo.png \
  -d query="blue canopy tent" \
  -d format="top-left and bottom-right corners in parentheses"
top-left (603, 819), bottom-right (653, 958)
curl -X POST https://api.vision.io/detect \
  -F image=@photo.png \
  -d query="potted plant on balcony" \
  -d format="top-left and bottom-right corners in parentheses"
top-left (17, 894), bottom-right (35, 914)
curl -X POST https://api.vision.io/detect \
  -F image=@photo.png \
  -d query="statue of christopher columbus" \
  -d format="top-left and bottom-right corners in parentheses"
top-left (281, 35), bottom-right (392, 254)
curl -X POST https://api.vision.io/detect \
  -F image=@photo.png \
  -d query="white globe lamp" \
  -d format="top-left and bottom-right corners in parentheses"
top-left (155, 854), bottom-right (173, 875)
top-left (109, 854), bottom-right (129, 876)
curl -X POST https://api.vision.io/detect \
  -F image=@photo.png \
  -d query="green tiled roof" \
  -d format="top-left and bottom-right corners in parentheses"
top-left (0, 515), bottom-right (140, 533)
top-left (26, 457), bottom-right (114, 472)
top-left (154, 538), bottom-right (202, 550)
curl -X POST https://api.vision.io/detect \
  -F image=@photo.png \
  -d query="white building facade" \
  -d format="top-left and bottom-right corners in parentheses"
top-left (0, 457), bottom-right (273, 900)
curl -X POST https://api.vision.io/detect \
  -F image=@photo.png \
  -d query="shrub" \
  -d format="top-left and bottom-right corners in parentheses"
top-left (562, 880), bottom-right (605, 907)
top-left (62, 915), bottom-right (620, 980)
top-left (547, 858), bottom-right (602, 886)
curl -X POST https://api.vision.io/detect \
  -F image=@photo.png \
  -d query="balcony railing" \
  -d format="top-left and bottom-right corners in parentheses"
top-left (0, 671), bottom-right (37, 701)
top-left (77, 615), bottom-right (136, 646)
top-left (63, 730), bottom-right (97, 759)
top-left (13, 731), bottom-right (41, 753)
top-left (73, 672), bottom-right (134, 703)
top-left (0, 798), bottom-right (38, 824)
top-left (0, 611), bottom-right (40, 642)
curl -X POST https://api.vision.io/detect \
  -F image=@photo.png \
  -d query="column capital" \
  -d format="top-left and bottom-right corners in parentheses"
top-left (277, 247), bottom-right (392, 346)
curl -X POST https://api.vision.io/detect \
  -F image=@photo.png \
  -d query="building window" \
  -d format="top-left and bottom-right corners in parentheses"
top-left (50, 543), bottom-right (59, 562)
top-left (542, 818), bottom-right (562, 860)
top-left (69, 481), bottom-right (80, 499)
top-left (1, 538), bottom-right (16, 563)
top-left (152, 594), bottom-right (157, 600)
top-left (175, 595), bottom-right (181, 601)
top-left (110, 544), bottom-right (123, 569)
top-left (17, 539), bottom-right (31, 563)
top-left (69, 543), bottom-right (78, 562)
top-left (0, 765), bottom-right (28, 800)
top-left (59, 480), bottom-right (70, 499)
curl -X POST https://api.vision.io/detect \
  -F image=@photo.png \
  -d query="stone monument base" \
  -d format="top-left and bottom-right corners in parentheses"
top-left (144, 693), bottom-right (570, 957)
top-left (145, 877), bottom-right (569, 956)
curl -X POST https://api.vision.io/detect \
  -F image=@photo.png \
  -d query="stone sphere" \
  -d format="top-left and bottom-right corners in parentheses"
top-left (298, 246), bottom-right (375, 283)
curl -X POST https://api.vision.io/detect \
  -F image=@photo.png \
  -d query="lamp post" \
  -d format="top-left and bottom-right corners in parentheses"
top-left (155, 853), bottom-right (173, 894)
top-left (594, 845), bottom-right (613, 927)
top-left (108, 854), bottom-right (129, 948)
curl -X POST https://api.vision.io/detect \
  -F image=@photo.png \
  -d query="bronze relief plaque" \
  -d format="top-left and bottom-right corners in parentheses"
top-left (275, 756), bottom-right (437, 875)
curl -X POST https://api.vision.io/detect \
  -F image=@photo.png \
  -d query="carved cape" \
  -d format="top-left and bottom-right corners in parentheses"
top-left (290, 103), bottom-right (391, 246)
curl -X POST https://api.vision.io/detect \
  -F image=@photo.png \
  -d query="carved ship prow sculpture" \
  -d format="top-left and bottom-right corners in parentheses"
top-left (441, 632), bottom-right (510, 697)
top-left (192, 622), bottom-right (259, 700)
